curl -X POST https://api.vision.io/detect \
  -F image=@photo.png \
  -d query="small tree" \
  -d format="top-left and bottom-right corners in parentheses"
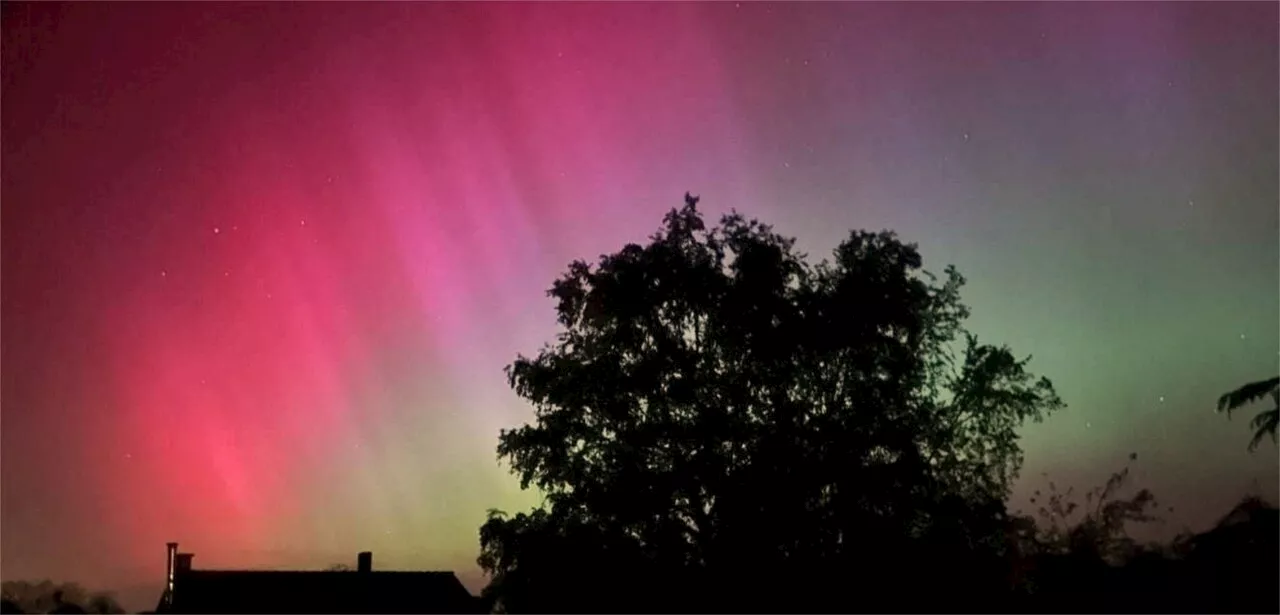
top-left (1030, 454), bottom-right (1163, 565)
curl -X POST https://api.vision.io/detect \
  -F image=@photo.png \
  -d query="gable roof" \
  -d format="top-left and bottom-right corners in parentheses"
top-left (163, 569), bottom-right (483, 614)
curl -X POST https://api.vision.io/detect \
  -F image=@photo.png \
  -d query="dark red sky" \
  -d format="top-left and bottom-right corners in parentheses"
top-left (3, 2), bottom-right (1277, 610)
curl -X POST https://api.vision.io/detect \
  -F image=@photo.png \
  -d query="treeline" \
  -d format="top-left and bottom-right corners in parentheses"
top-left (0, 581), bottom-right (124, 614)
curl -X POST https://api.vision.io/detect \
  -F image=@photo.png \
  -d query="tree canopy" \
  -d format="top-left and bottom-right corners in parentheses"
top-left (478, 194), bottom-right (1064, 613)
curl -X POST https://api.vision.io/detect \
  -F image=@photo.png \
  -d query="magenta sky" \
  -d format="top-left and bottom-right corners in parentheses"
top-left (3, 3), bottom-right (1277, 610)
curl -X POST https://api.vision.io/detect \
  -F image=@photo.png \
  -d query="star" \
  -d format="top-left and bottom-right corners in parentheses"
top-left (1158, 396), bottom-right (1165, 403)
top-left (213, 226), bottom-right (221, 234)
top-left (300, 219), bottom-right (307, 226)
top-left (962, 132), bottom-right (970, 142)
top-left (160, 270), bottom-right (167, 278)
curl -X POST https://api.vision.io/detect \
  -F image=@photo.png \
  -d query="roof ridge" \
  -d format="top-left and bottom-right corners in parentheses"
top-left (189, 569), bottom-right (458, 574)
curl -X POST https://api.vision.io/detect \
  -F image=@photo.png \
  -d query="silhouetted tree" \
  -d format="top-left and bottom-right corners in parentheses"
top-left (1216, 376), bottom-right (1279, 451)
top-left (1031, 454), bottom-right (1163, 565)
top-left (2, 583), bottom-right (79, 615)
top-left (324, 564), bottom-right (353, 572)
top-left (479, 193), bottom-right (1064, 613)
top-left (0, 583), bottom-right (122, 615)
top-left (1013, 455), bottom-right (1171, 611)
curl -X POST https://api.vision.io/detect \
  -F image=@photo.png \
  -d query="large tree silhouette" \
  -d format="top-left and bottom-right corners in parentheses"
top-left (479, 194), bottom-right (1064, 613)
top-left (1216, 376), bottom-right (1279, 452)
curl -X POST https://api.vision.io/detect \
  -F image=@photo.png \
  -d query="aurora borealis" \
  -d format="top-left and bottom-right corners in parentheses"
top-left (2, 2), bottom-right (1277, 610)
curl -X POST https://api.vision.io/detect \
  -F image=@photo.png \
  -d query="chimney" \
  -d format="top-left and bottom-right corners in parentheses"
top-left (165, 543), bottom-right (178, 597)
top-left (176, 553), bottom-right (194, 574)
top-left (357, 551), bottom-right (372, 573)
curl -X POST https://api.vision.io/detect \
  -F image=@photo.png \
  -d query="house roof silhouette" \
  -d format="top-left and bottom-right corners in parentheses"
top-left (155, 544), bottom-right (483, 614)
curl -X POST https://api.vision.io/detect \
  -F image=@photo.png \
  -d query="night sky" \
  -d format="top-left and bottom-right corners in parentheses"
top-left (2, 2), bottom-right (1277, 610)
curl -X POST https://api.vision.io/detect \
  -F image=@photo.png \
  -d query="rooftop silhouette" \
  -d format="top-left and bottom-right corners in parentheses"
top-left (153, 544), bottom-right (483, 614)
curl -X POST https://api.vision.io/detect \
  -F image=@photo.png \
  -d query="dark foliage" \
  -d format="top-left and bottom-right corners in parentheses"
top-left (1008, 464), bottom-right (1278, 614)
top-left (1217, 376), bottom-right (1279, 452)
top-left (0, 583), bottom-right (122, 615)
top-left (479, 194), bottom-right (1064, 613)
